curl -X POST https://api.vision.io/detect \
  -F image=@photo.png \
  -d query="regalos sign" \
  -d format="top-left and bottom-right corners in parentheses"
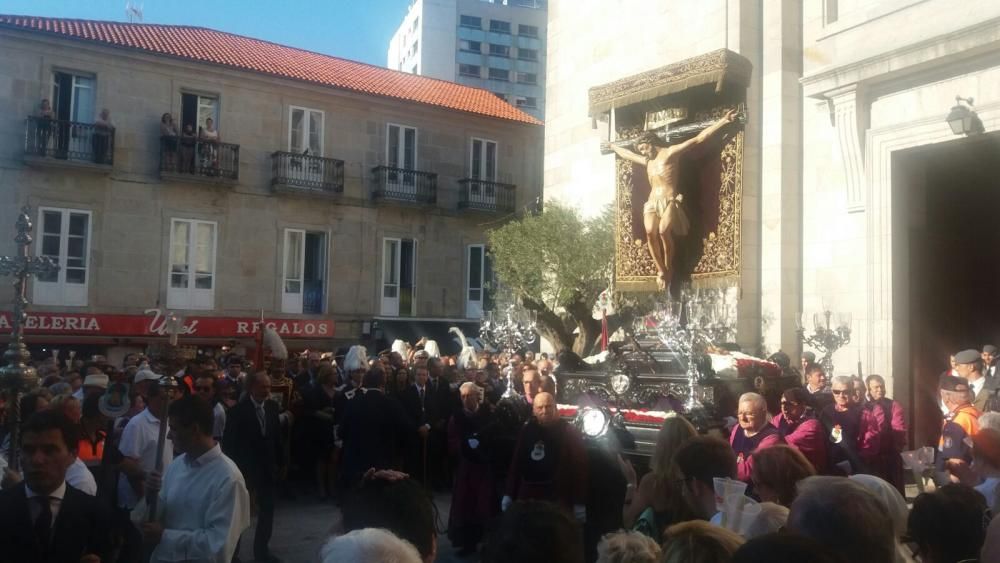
top-left (0, 309), bottom-right (334, 339)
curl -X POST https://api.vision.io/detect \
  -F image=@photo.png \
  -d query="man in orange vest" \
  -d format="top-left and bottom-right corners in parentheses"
top-left (938, 374), bottom-right (981, 477)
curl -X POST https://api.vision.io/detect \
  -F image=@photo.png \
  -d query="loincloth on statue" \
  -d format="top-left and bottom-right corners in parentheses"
top-left (643, 193), bottom-right (690, 236)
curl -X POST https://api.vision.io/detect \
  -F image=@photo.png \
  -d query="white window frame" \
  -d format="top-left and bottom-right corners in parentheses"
top-left (288, 106), bottom-right (324, 156)
top-left (466, 244), bottom-right (486, 318)
top-left (33, 207), bottom-right (92, 307)
top-left (166, 218), bottom-right (218, 310)
top-left (386, 123), bottom-right (418, 170)
top-left (281, 229), bottom-right (305, 314)
top-left (470, 137), bottom-right (498, 181)
top-left (381, 237), bottom-right (417, 317)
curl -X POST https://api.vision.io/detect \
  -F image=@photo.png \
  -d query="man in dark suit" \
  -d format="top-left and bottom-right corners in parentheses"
top-left (401, 364), bottom-right (432, 483)
top-left (0, 410), bottom-right (112, 563)
top-left (340, 367), bottom-right (419, 487)
top-left (222, 372), bottom-right (285, 563)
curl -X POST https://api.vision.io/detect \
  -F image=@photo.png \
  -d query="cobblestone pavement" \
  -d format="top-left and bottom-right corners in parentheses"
top-left (235, 490), bottom-right (473, 563)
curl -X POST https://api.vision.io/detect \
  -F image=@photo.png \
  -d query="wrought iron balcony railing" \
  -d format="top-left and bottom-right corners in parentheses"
top-left (271, 151), bottom-right (344, 194)
top-left (159, 135), bottom-right (239, 180)
top-left (24, 116), bottom-right (115, 165)
top-left (371, 165), bottom-right (437, 204)
top-left (457, 179), bottom-right (516, 213)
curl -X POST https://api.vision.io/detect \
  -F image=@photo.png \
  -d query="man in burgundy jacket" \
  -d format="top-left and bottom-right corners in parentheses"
top-left (730, 392), bottom-right (783, 483)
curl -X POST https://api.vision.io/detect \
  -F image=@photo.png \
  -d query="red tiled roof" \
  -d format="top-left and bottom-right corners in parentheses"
top-left (0, 14), bottom-right (542, 126)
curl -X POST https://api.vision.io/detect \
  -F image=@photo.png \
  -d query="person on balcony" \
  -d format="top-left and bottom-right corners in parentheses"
top-left (36, 98), bottom-right (55, 155)
top-left (180, 124), bottom-right (197, 173)
top-left (199, 118), bottom-right (220, 175)
top-left (160, 113), bottom-right (178, 171)
top-left (92, 108), bottom-right (114, 164)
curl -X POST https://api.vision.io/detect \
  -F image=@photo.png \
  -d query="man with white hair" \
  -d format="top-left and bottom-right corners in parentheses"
top-left (729, 392), bottom-right (781, 483)
top-left (320, 528), bottom-right (422, 563)
top-left (448, 382), bottom-right (495, 555)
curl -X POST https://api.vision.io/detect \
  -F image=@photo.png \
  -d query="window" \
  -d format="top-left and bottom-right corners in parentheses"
top-left (518, 48), bottom-right (539, 61)
top-left (459, 39), bottom-right (482, 53)
top-left (167, 218), bottom-right (217, 310)
top-left (489, 20), bottom-right (511, 34)
top-left (518, 24), bottom-right (539, 37)
top-left (459, 64), bottom-right (482, 78)
top-left (387, 123), bottom-right (418, 192)
top-left (282, 229), bottom-right (327, 315)
top-left (33, 208), bottom-right (90, 306)
top-left (288, 106), bottom-right (323, 155)
top-left (181, 92), bottom-right (219, 136)
top-left (516, 72), bottom-right (537, 85)
top-left (382, 238), bottom-right (417, 317)
top-left (515, 96), bottom-right (537, 109)
top-left (489, 68), bottom-right (510, 81)
top-left (460, 15), bottom-right (482, 28)
top-left (470, 138), bottom-right (498, 182)
top-left (825, 0), bottom-right (839, 24)
top-left (409, 64), bottom-right (419, 74)
top-left (493, 92), bottom-right (509, 102)
top-left (489, 44), bottom-right (510, 57)
top-left (466, 245), bottom-right (485, 318)
top-left (52, 71), bottom-right (94, 123)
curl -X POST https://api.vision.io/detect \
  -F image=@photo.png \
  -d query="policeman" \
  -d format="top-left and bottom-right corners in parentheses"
top-left (937, 374), bottom-right (981, 477)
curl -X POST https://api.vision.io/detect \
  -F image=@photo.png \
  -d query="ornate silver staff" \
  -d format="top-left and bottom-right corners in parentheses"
top-left (147, 374), bottom-right (181, 522)
top-left (0, 207), bottom-right (58, 471)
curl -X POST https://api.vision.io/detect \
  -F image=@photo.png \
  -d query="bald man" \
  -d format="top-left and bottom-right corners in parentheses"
top-left (502, 392), bottom-right (588, 521)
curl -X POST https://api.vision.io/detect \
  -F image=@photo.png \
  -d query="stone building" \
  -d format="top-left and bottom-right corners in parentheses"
top-left (0, 15), bottom-right (542, 363)
top-left (545, 0), bottom-right (1000, 443)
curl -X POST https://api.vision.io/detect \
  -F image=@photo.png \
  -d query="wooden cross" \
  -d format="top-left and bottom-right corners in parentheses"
top-left (0, 206), bottom-right (59, 471)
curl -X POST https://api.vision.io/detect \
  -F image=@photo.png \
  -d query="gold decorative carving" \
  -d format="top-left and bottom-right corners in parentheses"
top-left (589, 49), bottom-right (753, 117)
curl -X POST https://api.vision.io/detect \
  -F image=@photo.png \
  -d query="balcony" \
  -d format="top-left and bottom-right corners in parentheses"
top-left (371, 166), bottom-right (437, 205)
top-left (271, 151), bottom-right (344, 196)
top-left (23, 116), bottom-right (114, 172)
top-left (458, 179), bottom-right (516, 213)
top-left (159, 136), bottom-right (239, 184)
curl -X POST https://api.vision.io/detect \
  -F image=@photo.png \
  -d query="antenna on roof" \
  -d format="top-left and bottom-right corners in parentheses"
top-left (125, 1), bottom-right (144, 23)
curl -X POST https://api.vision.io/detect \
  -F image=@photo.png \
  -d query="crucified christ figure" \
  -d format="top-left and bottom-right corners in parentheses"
top-left (605, 109), bottom-right (737, 291)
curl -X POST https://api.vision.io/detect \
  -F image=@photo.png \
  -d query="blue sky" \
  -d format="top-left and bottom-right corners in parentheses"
top-left (0, 0), bottom-right (412, 66)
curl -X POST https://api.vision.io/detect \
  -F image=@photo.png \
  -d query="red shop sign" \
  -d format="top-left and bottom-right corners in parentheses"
top-left (0, 308), bottom-right (334, 339)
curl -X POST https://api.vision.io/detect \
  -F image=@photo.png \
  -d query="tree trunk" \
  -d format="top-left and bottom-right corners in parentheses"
top-left (521, 295), bottom-right (575, 353)
top-left (565, 296), bottom-right (602, 357)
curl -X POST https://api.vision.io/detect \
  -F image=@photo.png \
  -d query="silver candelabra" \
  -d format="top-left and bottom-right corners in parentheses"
top-left (796, 310), bottom-right (851, 375)
top-left (480, 305), bottom-right (537, 399)
top-left (651, 297), bottom-right (713, 412)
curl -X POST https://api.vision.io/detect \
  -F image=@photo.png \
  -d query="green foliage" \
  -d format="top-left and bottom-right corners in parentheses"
top-left (488, 201), bottom-right (613, 311)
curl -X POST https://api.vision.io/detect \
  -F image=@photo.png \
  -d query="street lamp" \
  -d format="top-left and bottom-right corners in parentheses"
top-left (946, 96), bottom-right (985, 136)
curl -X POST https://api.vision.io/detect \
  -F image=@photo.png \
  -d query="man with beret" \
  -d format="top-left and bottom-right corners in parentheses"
top-left (937, 374), bottom-right (981, 477)
top-left (983, 345), bottom-right (999, 379)
top-left (954, 348), bottom-right (999, 413)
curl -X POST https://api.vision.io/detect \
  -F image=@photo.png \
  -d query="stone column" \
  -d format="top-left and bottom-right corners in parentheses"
top-left (758, 0), bottom-right (803, 356)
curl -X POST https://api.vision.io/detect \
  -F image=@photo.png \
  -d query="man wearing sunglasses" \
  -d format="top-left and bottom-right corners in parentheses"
top-left (194, 373), bottom-right (226, 442)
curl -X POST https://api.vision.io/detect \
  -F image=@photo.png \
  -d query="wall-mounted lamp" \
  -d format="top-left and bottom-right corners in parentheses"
top-left (946, 96), bottom-right (985, 136)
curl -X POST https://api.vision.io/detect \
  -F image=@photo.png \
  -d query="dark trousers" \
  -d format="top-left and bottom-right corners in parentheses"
top-left (252, 482), bottom-right (276, 558)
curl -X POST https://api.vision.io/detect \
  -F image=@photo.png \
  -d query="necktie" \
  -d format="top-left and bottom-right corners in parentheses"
top-left (256, 403), bottom-right (266, 435)
top-left (34, 496), bottom-right (52, 553)
top-left (419, 386), bottom-right (426, 409)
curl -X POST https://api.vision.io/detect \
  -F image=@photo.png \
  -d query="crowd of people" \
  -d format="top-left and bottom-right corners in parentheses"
top-left (2, 338), bottom-right (1000, 563)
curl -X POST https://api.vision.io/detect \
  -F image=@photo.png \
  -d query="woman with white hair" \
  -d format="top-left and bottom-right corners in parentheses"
top-left (730, 392), bottom-right (782, 483)
top-left (821, 375), bottom-right (879, 475)
top-left (447, 381), bottom-right (496, 556)
top-left (595, 530), bottom-right (660, 563)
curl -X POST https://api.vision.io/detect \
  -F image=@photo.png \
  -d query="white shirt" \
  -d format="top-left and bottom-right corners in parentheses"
top-left (212, 402), bottom-right (227, 441)
top-left (148, 445), bottom-right (250, 563)
top-left (66, 457), bottom-right (97, 496)
top-left (976, 477), bottom-right (1000, 513)
top-left (969, 376), bottom-right (986, 400)
top-left (25, 480), bottom-right (66, 532)
top-left (118, 408), bottom-right (173, 509)
top-left (72, 387), bottom-right (84, 401)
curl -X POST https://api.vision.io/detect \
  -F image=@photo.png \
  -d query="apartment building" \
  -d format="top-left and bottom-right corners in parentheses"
top-left (387, 0), bottom-right (546, 120)
top-left (0, 15), bottom-right (543, 362)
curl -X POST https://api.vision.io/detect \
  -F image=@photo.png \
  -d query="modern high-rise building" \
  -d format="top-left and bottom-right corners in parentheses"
top-left (388, 0), bottom-right (546, 120)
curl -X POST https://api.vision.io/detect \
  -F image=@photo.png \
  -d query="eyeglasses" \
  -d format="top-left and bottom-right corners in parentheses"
top-left (831, 389), bottom-right (849, 395)
top-left (780, 401), bottom-right (799, 407)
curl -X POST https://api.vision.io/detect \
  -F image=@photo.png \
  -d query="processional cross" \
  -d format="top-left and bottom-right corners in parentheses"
top-left (0, 206), bottom-right (59, 471)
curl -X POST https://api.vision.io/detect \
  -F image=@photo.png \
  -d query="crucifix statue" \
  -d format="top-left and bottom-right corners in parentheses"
top-left (602, 109), bottom-right (738, 292)
top-left (0, 206), bottom-right (59, 471)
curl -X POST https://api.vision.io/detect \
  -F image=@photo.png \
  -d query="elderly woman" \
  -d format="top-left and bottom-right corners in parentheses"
top-left (864, 374), bottom-right (907, 492)
top-left (621, 415), bottom-right (697, 538)
top-left (730, 392), bottom-right (782, 483)
top-left (821, 375), bottom-right (880, 475)
top-left (448, 381), bottom-right (497, 556)
top-left (771, 387), bottom-right (827, 473)
top-left (595, 530), bottom-right (660, 563)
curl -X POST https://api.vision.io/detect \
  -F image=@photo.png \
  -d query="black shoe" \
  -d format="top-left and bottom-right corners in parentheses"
top-left (254, 554), bottom-right (281, 563)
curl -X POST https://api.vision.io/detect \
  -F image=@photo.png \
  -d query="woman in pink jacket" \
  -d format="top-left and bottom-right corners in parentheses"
top-left (771, 387), bottom-right (827, 473)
